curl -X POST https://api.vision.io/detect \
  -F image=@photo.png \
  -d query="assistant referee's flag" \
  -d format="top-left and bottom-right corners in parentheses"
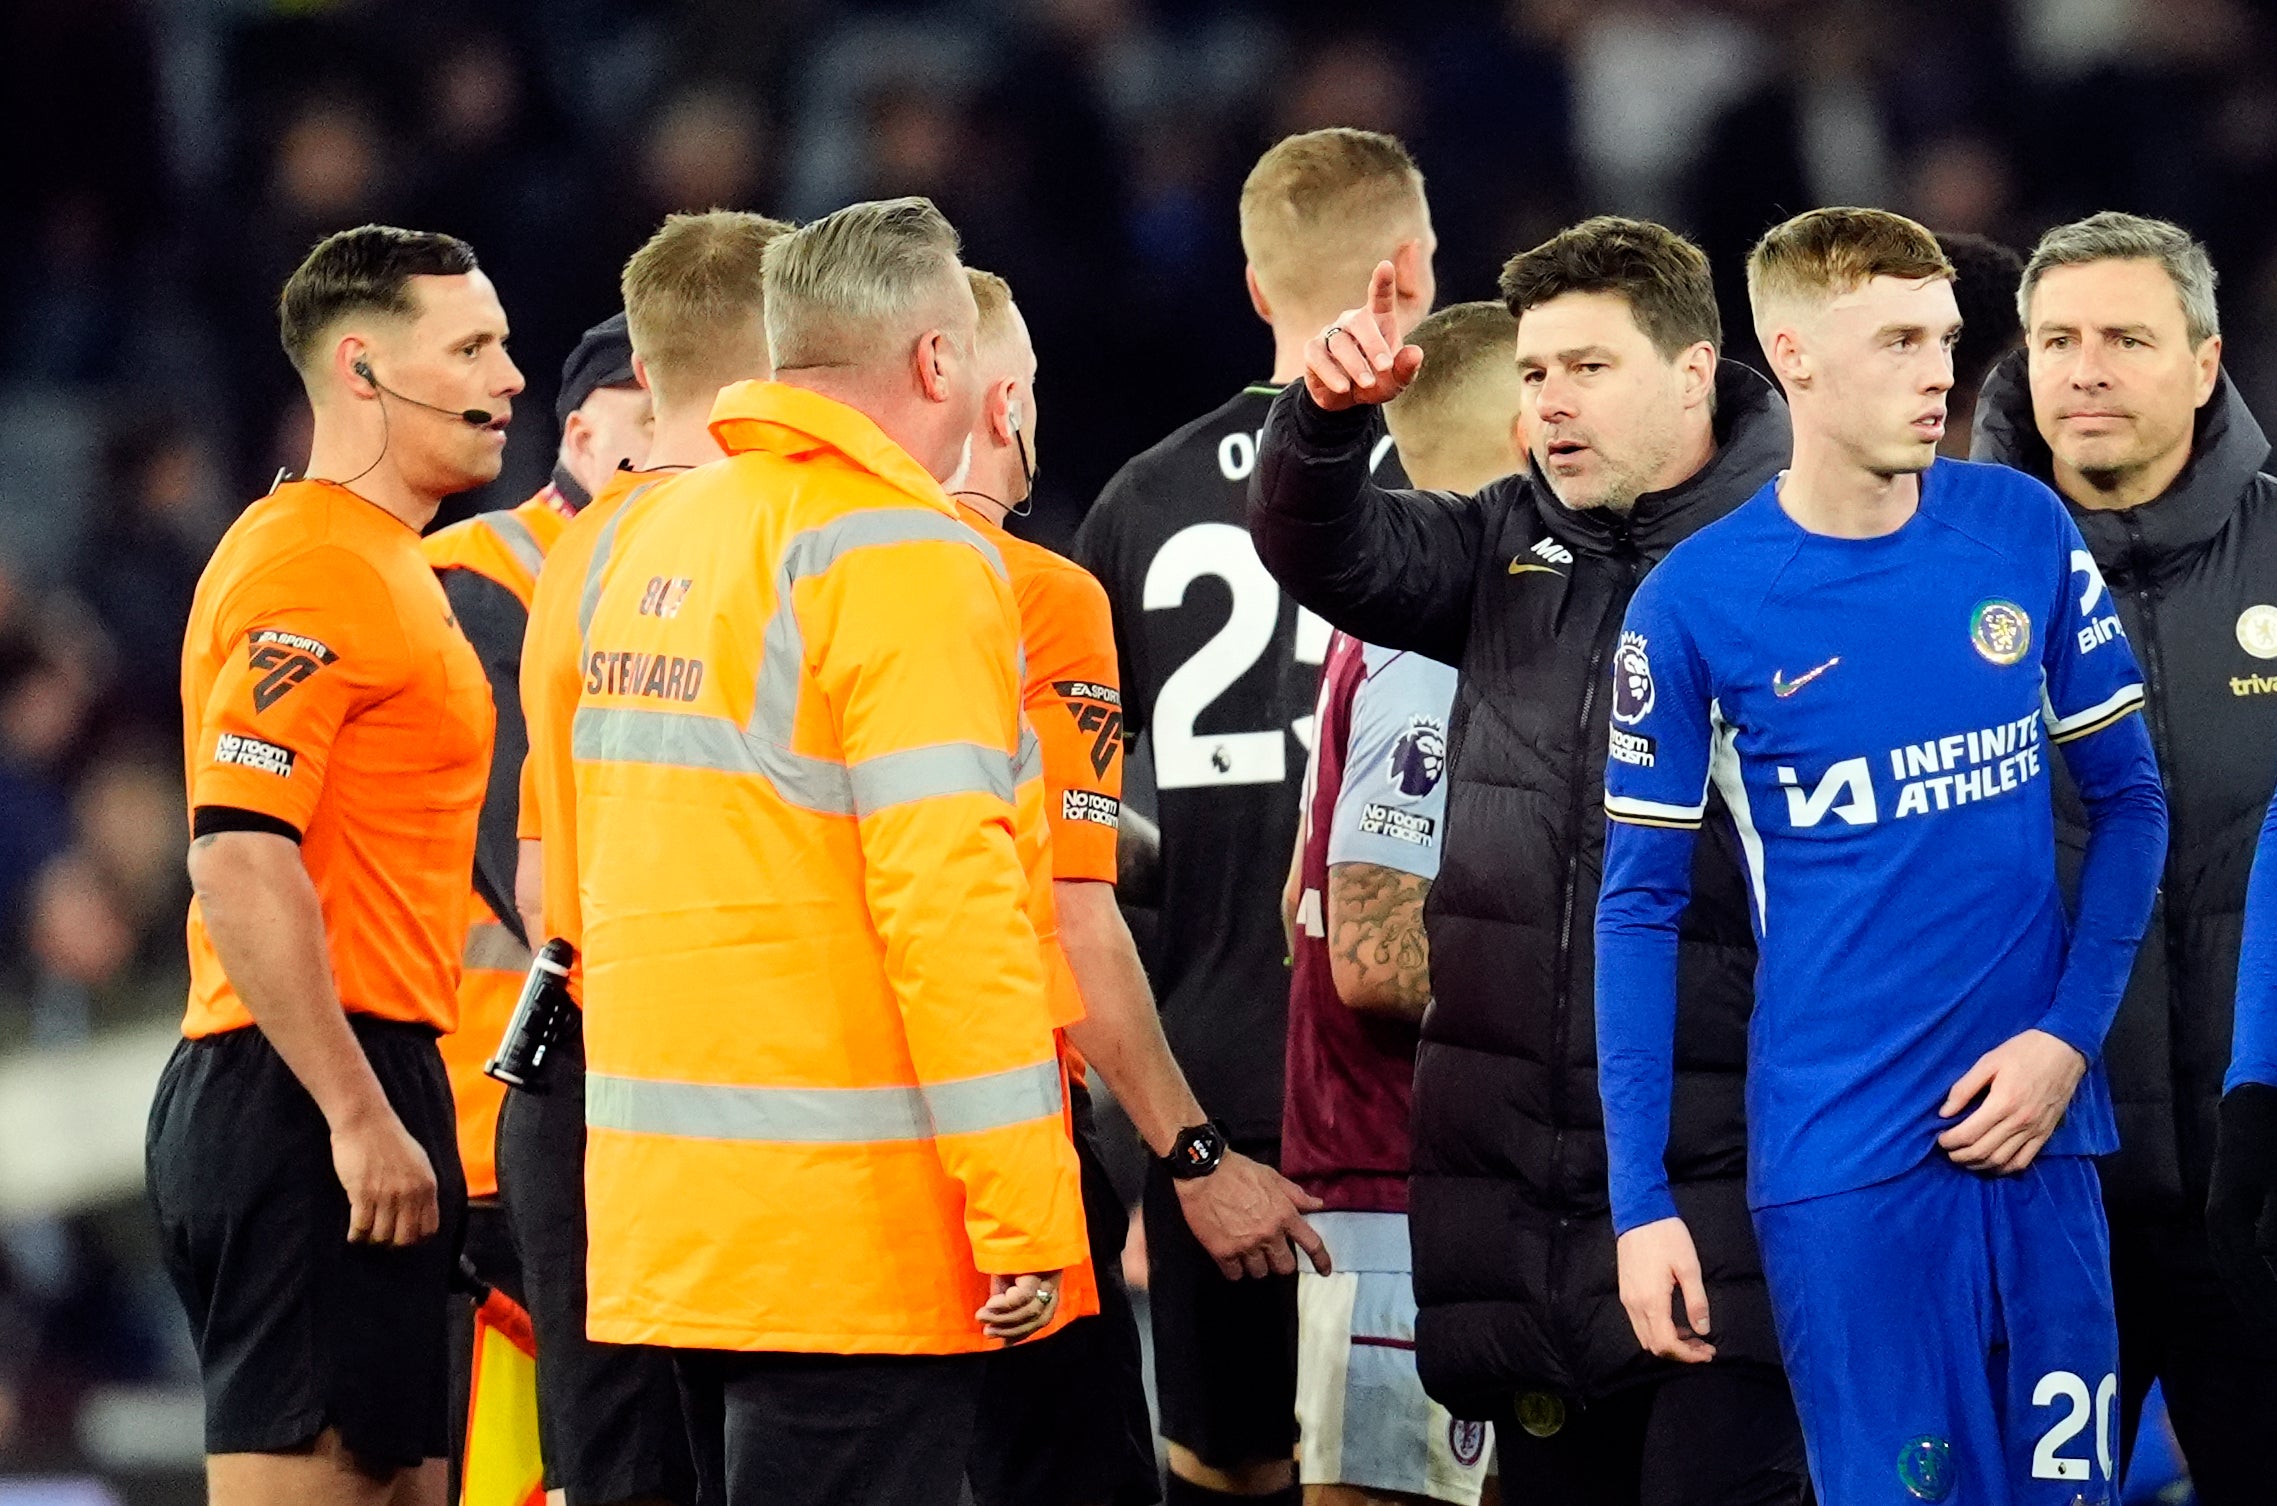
top-left (461, 1283), bottom-right (544, 1506)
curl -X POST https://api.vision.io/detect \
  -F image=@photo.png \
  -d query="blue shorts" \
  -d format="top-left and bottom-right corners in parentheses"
top-left (1754, 1155), bottom-right (2118, 1505)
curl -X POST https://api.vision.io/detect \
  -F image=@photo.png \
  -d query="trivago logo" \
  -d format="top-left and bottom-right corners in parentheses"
top-left (1777, 712), bottom-right (2046, 828)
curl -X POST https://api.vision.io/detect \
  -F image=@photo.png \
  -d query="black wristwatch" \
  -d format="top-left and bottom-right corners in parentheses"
top-left (1162, 1121), bottom-right (1228, 1180)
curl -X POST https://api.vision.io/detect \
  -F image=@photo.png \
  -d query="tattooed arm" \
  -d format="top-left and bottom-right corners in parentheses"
top-left (1326, 860), bottom-right (1431, 1020)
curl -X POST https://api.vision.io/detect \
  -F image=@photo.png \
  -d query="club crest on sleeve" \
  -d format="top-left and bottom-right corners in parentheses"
top-left (1611, 630), bottom-right (1655, 725)
top-left (1448, 1417), bottom-right (1489, 1465)
top-left (245, 628), bottom-right (337, 711)
top-left (1968, 601), bottom-right (2031, 667)
top-left (1388, 715), bottom-right (1447, 796)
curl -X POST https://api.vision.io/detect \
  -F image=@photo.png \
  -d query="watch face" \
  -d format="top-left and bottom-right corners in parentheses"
top-left (1172, 1124), bottom-right (1223, 1176)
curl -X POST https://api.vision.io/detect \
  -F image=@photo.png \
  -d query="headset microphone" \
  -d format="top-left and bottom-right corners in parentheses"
top-left (354, 359), bottom-right (497, 426)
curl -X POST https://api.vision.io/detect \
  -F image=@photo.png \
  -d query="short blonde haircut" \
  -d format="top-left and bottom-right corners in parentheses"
top-left (1240, 128), bottom-right (1427, 315)
top-left (764, 197), bottom-right (969, 372)
top-left (1386, 301), bottom-right (1524, 492)
top-left (621, 211), bottom-right (792, 406)
top-left (967, 267), bottom-right (1017, 347)
top-left (1747, 207), bottom-right (1954, 337)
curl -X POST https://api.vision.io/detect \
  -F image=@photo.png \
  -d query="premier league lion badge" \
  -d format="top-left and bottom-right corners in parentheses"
top-left (1612, 630), bottom-right (1655, 725)
top-left (1388, 715), bottom-right (1447, 796)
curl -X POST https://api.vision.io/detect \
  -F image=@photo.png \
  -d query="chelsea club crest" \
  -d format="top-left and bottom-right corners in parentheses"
top-left (1969, 600), bottom-right (2032, 667)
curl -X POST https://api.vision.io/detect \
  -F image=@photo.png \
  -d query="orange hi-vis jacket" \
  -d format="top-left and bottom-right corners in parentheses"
top-left (517, 466), bottom-right (671, 1003)
top-left (951, 500), bottom-right (1127, 1326)
top-left (421, 493), bottom-right (572, 1199)
top-left (571, 382), bottom-right (1089, 1354)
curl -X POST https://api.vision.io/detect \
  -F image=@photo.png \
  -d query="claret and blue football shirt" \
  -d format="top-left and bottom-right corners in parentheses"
top-left (1595, 458), bottom-right (2168, 1230)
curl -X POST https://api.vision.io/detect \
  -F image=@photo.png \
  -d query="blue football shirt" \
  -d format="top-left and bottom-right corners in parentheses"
top-left (1596, 458), bottom-right (2167, 1228)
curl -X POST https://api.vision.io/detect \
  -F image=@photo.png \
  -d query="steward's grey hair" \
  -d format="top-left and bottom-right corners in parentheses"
top-left (2020, 211), bottom-right (2219, 346)
top-left (763, 197), bottom-right (970, 370)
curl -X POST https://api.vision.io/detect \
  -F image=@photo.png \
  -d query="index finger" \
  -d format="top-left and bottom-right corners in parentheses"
top-left (1939, 1054), bottom-right (1997, 1118)
top-left (1369, 260), bottom-right (1397, 323)
top-left (1286, 1216), bottom-right (1333, 1275)
top-left (1279, 1174), bottom-right (1326, 1215)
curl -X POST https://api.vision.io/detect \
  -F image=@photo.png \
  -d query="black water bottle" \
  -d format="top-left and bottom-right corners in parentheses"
top-left (485, 938), bottom-right (575, 1091)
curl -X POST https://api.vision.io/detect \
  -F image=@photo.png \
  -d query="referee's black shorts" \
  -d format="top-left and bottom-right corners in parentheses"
top-left (969, 1082), bottom-right (1161, 1506)
top-left (1142, 1134), bottom-right (1299, 1469)
top-left (146, 1015), bottom-right (467, 1467)
top-left (497, 1004), bottom-right (699, 1506)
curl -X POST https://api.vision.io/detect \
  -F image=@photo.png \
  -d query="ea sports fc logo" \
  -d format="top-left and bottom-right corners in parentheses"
top-left (1970, 600), bottom-right (2032, 666)
top-left (1612, 630), bottom-right (1655, 725)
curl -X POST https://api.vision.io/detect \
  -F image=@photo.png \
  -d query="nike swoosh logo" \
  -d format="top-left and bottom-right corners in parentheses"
top-left (1508, 561), bottom-right (1562, 576)
top-left (1772, 656), bottom-right (1841, 698)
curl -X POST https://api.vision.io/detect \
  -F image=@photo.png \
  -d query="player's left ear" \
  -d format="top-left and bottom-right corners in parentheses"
top-left (630, 352), bottom-right (655, 394)
top-left (561, 408), bottom-right (593, 465)
top-left (1767, 326), bottom-right (1812, 392)
top-left (2194, 334), bottom-right (2223, 408)
top-left (1677, 340), bottom-right (1717, 410)
top-left (1245, 265), bottom-right (1274, 327)
top-left (915, 328), bottom-right (955, 404)
top-left (988, 377), bottom-right (1019, 446)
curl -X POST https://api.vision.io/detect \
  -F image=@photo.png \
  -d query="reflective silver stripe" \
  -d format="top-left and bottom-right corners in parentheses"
top-left (571, 704), bottom-right (853, 809)
top-left (925, 1057), bottom-right (1064, 1136)
top-left (574, 706), bottom-right (1031, 818)
top-left (584, 1058), bottom-right (1062, 1144)
top-left (575, 504), bottom-right (1025, 812)
top-left (750, 506), bottom-right (1008, 755)
top-left (574, 705), bottom-right (756, 773)
top-left (847, 741), bottom-right (1015, 812)
top-left (462, 920), bottom-right (532, 973)
top-left (578, 482), bottom-right (662, 650)
top-left (477, 510), bottom-right (545, 581)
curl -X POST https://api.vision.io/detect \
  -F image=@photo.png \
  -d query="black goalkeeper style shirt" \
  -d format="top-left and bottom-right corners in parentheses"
top-left (1075, 384), bottom-right (1402, 1140)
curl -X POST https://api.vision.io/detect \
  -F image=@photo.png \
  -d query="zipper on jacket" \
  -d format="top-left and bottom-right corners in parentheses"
top-left (1548, 542), bottom-right (1639, 1348)
top-left (1547, 543), bottom-right (1639, 1314)
top-left (2118, 512), bottom-right (2187, 1162)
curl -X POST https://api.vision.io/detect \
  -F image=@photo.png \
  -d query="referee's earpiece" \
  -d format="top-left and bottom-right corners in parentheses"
top-left (353, 357), bottom-right (376, 392)
top-left (1006, 401), bottom-right (1023, 436)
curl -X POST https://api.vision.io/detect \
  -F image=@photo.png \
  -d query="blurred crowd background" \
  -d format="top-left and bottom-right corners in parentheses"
top-left (3, 0), bottom-right (2269, 1495)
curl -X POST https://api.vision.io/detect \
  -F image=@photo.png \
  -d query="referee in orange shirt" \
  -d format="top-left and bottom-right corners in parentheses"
top-left (148, 226), bottom-right (523, 1506)
top-left (952, 269), bottom-right (1327, 1506)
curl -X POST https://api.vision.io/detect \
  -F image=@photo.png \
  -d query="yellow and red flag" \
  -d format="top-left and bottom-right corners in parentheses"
top-left (461, 1286), bottom-right (544, 1506)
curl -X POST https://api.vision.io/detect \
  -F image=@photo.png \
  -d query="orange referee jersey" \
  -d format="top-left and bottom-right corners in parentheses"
top-left (951, 502), bottom-right (1125, 887)
top-left (517, 466), bottom-right (675, 991)
top-left (422, 490), bottom-right (573, 1198)
top-left (180, 479), bottom-right (494, 1039)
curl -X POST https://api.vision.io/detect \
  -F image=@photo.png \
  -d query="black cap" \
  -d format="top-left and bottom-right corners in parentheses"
top-left (555, 312), bottom-right (639, 428)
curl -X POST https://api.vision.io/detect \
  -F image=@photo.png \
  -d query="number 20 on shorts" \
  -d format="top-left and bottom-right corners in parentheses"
top-left (2031, 1370), bottom-right (2117, 1486)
